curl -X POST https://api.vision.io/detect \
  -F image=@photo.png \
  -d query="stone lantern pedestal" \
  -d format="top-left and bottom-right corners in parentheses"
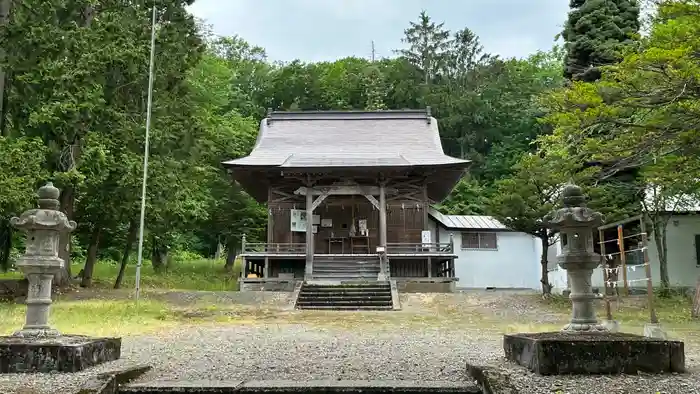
top-left (0, 183), bottom-right (121, 373)
top-left (502, 183), bottom-right (685, 375)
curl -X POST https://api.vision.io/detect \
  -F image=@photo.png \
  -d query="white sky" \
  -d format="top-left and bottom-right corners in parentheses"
top-left (188, 0), bottom-right (570, 62)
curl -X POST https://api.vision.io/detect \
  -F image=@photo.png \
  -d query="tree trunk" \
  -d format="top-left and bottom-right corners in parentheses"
top-left (151, 236), bottom-right (169, 274)
top-left (0, 0), bottom-right (11, 137)
top-left (0, 218), bottom-right (11, 272)
top-left (651, 215), bottom-right (671, 289)
top-left (224, 242), bottom-right (237, 273)
top-left (692, 275), bottom-right (700, 319)
top-left (214, 241), bottom-right (223, 260)
top-left (55, 3), bottom-right (95, 287)
top-left (152, 249), bottom-right (169, 273)
top-left (114, 219), bottom-right (138, 289)
top-left (539, 231), bottom-right (552, 296)
top-left (55, 187), bottom-right (75, 287)
top-left (80, 226), bottom-right (101, 288)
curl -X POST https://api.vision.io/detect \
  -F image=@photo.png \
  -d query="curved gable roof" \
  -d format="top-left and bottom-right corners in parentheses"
top-left (223, 110), bottom-right (469, 169)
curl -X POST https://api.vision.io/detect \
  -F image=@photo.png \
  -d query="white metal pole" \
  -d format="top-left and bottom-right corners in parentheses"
top-left (135, 4), bottom-right (158, 304)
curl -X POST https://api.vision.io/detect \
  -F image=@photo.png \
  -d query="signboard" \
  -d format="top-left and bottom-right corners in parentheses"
top-left (421, 230), bottom-right (432, 248)
top-left (290, 209), bottom-right (307, 232)
top-left (291, 210), bottom-right (322, 233)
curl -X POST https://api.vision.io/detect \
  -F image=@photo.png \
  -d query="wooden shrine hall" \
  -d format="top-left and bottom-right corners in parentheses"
top-left (223, 109), bottom-right (471, 294)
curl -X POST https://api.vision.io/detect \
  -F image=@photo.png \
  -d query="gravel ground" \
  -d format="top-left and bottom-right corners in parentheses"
top-left (1, 291), bottom-right (699, 394)
top-left (1, 323), bottom-right (698, 394)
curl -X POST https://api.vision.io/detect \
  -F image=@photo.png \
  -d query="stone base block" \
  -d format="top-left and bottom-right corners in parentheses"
top-left (503, 332), bottom-right (685, 375)
top-left (644, 323), bottom-right (668, 339)
top-left (602, 320), bottom-right (620, 333)
top-left (0, 334), bottom-right (121, 373)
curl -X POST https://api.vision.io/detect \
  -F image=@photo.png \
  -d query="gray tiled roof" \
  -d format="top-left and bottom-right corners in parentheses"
top-left (223, 110), bottom-right (470, 169)
top-left (429, 208), bottom-right (510, 231)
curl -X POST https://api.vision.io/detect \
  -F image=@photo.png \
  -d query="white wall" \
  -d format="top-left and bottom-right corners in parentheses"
top-left (547, 214), bottom-right (700, 292)
top-left (650, 215), bottom-right (700, 287)
top-left (430, 221), bottom-right (542, 289)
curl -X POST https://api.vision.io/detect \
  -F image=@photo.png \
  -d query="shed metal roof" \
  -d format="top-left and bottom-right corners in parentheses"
top-left (429, 208), bottom-right (509, 231)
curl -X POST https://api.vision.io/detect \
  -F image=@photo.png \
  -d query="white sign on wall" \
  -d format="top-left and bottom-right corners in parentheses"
top-left (421, 230), bottom-right (432, 247)
top-left (290, 209), bottom-right (307, 232)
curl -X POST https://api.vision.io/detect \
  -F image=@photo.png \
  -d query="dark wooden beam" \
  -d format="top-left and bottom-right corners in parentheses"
top-left (597, 215), bottom-right (643, 231)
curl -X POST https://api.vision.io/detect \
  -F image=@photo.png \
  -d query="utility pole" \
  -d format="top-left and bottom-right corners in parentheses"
top-left (135, 3), bottom-right (158, 304)
top-left (371, 40), bottom-right (376, 62)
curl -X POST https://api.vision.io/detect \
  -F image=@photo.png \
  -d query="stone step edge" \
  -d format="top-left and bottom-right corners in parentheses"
top-left (298, 295), bottom-right (392, 298)
top-left (296, 307), bottom-right (395, 310)
top-left (119, 379), bottom-right (480, 393)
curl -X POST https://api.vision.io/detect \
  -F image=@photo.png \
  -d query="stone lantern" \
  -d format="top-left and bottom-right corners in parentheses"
top-left (10, 182), bottom-right (76, 337)
top-left (544, 183), bottom-right (606, 332)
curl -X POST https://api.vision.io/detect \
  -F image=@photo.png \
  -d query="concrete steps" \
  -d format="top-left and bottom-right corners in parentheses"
top-left (295, 282), bottom-right (394, 311)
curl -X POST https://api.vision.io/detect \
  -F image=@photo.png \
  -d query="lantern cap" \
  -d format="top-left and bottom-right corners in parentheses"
top-left (37, 182), bottom-right (61, 210)
top-left (562, 183), bottom-right (585, 207)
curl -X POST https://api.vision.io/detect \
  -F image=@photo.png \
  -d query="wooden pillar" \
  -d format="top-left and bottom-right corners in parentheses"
top-left (617, 225), bottom-right (629, 296)
top-left (379, 183), bottom-right (387, 248)
top-left (378, 182), bottom-right (388, 280)
top-left (449, 233), bottom-right (455, 278)
top-left (264, 257), bottom-right (270, 278)
top-left (267, 188), bottom-right (274, 244)
top-left (241, 234), bottom-right (247, 278)
top-left (305, 188), bottom-right (314, 279)
top-left (599, 228), bottom-right (613, 322)
top-left (422, 182), bottom-right (430, 230)
top-left (640, 220), bottom-right (658, 324)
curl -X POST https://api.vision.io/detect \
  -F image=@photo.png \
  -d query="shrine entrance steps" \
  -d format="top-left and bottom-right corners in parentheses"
top-left (295, 281), bottom-right (394, 311)
top-left (311, 256), bottom-right (381, 281)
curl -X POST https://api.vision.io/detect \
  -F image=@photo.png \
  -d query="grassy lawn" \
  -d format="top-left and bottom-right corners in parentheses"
top-left (531, 294), bottom-right (700, 342)
top-left (0, 257), bottom-right (244, 336)
top-left (0, 257), bottom-right (242, 291)
top-left (0, 298), bottom-right (179, 336)
top-left (2, 292), bottom-right (697, 341)
top-left (1, 259), bottom-right (698, 344)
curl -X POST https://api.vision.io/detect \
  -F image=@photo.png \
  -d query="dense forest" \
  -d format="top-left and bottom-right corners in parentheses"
top-left (0, 0), bottom-right (698, 293)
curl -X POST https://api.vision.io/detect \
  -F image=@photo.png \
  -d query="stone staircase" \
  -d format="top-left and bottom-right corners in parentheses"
top-left (295, 281), bottom-right (394, 310)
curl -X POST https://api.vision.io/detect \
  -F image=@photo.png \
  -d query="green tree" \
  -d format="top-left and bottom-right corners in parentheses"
top-left (541, 0), bottom-right (700, 289)
top-left (0, 137), bottom-right (48, 271)
top-left (397, 11), bottom-right (452, 84)
top-left (562, 0), bottom-right (640, 81)
top-left (488, 154), bottom-right (575, 295)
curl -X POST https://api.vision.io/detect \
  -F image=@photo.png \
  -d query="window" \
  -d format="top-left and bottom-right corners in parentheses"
top-left (461, 232), bottom-right (498, 250)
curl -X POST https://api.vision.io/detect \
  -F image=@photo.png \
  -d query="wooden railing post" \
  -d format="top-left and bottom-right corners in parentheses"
top-left (449, 233), bottom-right (455, 253)
top-left (241, 233), bottom-right (247, 278)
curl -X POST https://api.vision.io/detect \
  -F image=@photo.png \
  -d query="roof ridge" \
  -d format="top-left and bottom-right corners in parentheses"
top-left (266, 109), bottom-right (432, 123)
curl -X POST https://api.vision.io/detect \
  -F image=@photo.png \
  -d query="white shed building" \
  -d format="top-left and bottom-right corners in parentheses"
top-left (428, 209), bottom-right (543, 290)
top-left (548, 212), bottom-right (700, 293)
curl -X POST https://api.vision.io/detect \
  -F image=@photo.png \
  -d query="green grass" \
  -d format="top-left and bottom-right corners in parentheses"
top-left (534, 293), bottom-right (700, 341)
top-left (1, 257), bottom-right (242, 291)
top-left (0, 298), bottom-right (179, 336)
top-left (0, 270), bottom-right (22, 279)
top-left (0, 288), bottom-right (698, 342)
